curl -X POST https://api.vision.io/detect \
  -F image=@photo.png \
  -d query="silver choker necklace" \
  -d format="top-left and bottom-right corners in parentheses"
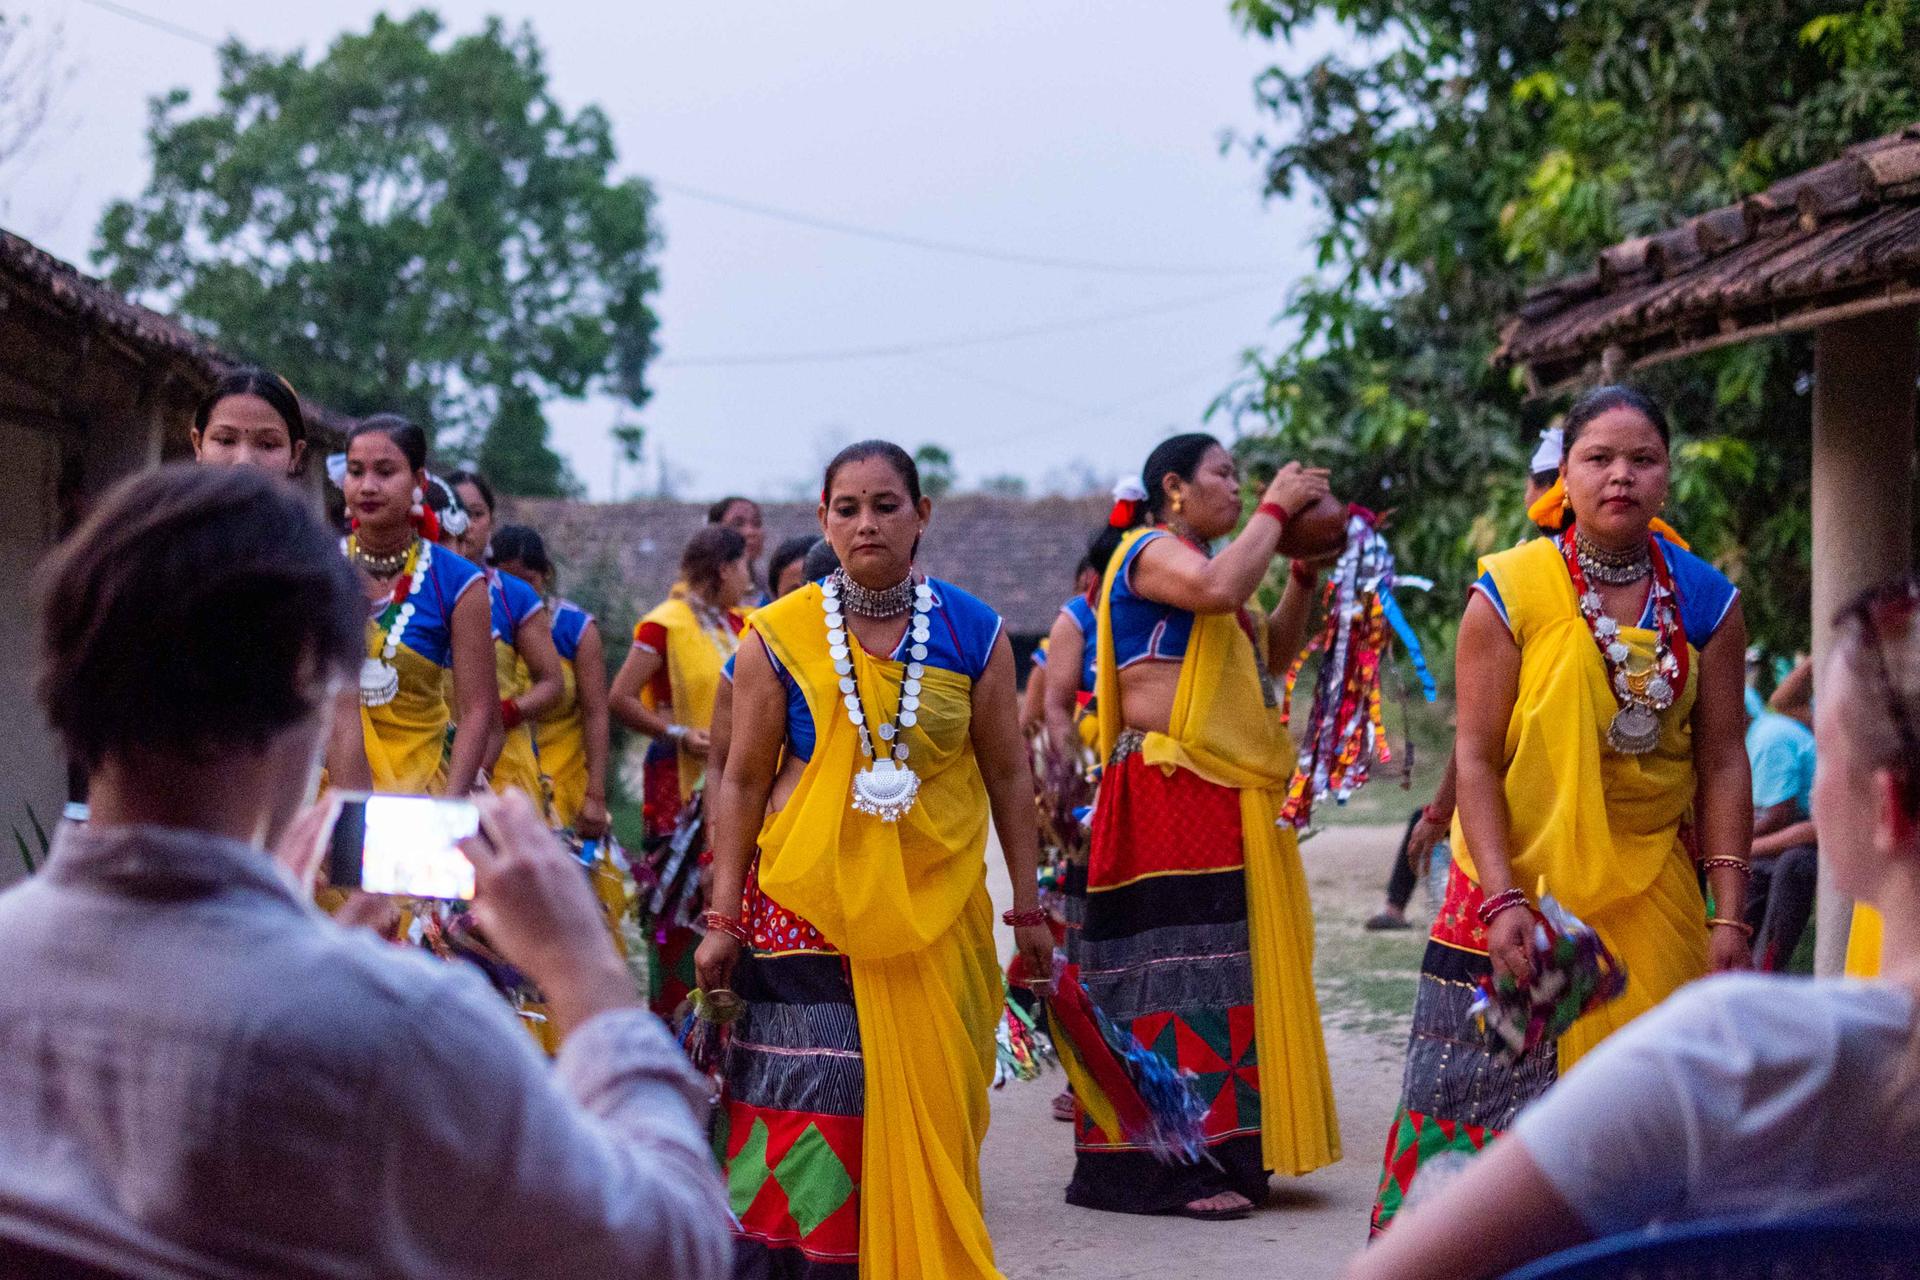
top-left (1574, 530), bottom-right (1651, 586)
top-left (831, 569), bottom-right (918, 618)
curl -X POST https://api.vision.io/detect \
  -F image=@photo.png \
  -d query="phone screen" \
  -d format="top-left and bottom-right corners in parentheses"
top-left (329, 795), bottom-right (479, 900)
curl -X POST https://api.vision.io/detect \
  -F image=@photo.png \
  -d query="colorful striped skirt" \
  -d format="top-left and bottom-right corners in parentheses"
top-left (1369, 862), bottom-right (1556, 1235)
top-left (723, 864), bottom-right (861, 1280)
top-left (1066, 732), bottom-right (1271, 1213)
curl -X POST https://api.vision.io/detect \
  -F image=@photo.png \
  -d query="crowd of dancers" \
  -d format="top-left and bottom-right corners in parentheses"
top-left (14, 359), bottom-right (1908, 1277)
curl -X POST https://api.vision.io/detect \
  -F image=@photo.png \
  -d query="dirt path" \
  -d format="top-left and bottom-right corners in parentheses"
top-left (981, 821), bottom-right (1428, 1278)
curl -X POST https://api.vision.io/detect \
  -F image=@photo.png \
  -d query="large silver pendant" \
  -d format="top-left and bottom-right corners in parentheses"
top-left (851, 760), bottom-right (921, 822)
top-left (1607, 704), bottom-right (1661, 755)
top-left (359, 657), bottom-right (400, 708)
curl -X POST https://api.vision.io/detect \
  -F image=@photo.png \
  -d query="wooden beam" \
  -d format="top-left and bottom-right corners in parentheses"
top-left (1810, 306), bottom-right (1919, 976)
top-left (1521, 278), bottom-right (1920, 398)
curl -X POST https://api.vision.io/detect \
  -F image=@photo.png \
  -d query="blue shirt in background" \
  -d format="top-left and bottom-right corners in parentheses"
top-left (1747, 704), bottom-right (1816, 817)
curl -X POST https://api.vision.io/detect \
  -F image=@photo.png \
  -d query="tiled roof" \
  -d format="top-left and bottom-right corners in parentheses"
top-left (1494, 123), bottom-right (1920, 391)
top-left (505, 494), bottom-right (1111, 636)
top-left (0, 227), bottom-right (352, 444)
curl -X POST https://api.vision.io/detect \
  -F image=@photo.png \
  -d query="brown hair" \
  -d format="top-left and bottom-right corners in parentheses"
top-left (1831, 583), bottom-right (1920, 1134)
top-left (36, 464), bottom-right (361, 771)
top-left (822, 440), bottom-right (922, 505)
top-left (194, 365), bottom-right (305, 444)
top-left (707, 495), bottom-right (758, 525)
top-left (681, 525), bottom-right (747, 598)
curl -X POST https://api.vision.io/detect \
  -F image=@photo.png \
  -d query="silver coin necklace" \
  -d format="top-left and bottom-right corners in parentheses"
top-left (346, 534), bottom-right (428, 708)
top-left (824, 568), bottom-right (933, 822)
top-left (1562, 528), bottom-right (1687, 755)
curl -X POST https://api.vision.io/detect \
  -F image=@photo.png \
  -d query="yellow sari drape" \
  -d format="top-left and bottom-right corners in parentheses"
top-left (1090, 528), bottom-right (1341, 1177)
top-left (641, 597), bottom-right (736, 801)
top-left (1453, 536), bottom-right (1708, 1068)
top-left (491, 635), bottom-right (549, 813)
top-left (536, 658), bottom-right (588, 828)
top-left (1847, 906), bottom-right (1884, 977)
top-left (753, 585), bottom-right (1002, 1280)
top-left (362, 637), bottom-right (452, 794)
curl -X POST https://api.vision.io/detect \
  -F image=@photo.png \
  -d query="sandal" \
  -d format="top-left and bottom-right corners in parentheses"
top-left (1175, 1199), bottom-right (1254, 1222)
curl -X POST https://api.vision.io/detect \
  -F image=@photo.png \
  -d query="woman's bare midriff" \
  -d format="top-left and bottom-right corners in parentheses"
top-left (766, 755), bottom-right (807, 815)
top-left (1114, 659), bottom-right (1182, 738)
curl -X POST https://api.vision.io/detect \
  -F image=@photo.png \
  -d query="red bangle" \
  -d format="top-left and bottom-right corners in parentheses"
top-left (1257, 501), bottom-right (1291, 530)
top-left (1422, 803), bottom-right (1451, 826)
top-left (702, 910), bottom-right (750, 943)
top-left (1002, 907), bottom-right (1049, 928)
top-left (499, 697), bottom-right (523, 730)
top-left (1476, 887), bottom-right (1530, 927)
top-left (1290, 561), bottom-right (1318, 588)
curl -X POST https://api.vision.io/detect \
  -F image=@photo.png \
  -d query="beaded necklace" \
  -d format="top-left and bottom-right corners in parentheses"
top-left (349, 535), bottom-right (429, 707)
top-left (823, 568), bottom-right (933, 821)
top-left (1561, 527), bottom-right (1687, 754)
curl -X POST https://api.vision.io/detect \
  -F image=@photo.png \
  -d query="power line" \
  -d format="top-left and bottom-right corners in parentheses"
top-left (654, 179), bottom-right (1284, 278)
top-left (658, 282), bottom-right (1275, 369)
top-left (75, 0), bottom-right (1285, 284)
top-left (961, 355), bottom-right (1240, 453)
top-left (75, 0), bottom-right (221, 47)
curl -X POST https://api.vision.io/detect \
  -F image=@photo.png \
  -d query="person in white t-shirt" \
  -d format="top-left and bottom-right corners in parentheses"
top-left (1349, 576), bottom-right (1920, 1280)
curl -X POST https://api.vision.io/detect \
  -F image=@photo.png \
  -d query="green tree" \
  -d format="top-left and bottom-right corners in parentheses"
top-left (914, 444), bottom-right (957, 499)
top-left (94, 10), bottom-right (661, 496)
top-left (1222, 0), bottom-right (1920, 653)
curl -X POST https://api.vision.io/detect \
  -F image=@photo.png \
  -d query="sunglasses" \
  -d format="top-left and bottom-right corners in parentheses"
top-left (1839, 577), bottom-right (1920, 813)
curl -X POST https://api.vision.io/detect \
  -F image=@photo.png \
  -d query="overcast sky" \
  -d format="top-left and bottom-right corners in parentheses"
top-left (6, 1), bottom-right (1333, 501)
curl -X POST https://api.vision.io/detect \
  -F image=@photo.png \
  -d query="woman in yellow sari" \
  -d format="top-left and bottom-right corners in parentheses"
top-left (612, 525), bottom-right (752, 1015)
top-left (1370, 385), bottom-right (1753, 1235)
top-left (697, 440), bottom-right (1053, 1280)
top-left (447, 470), bottom-right (565, 813)
top-left (493, 524), bottom-right (611, 839)
top-left (1069, 434), bottom-right (1341, 1220)
top-left (340, 416), bottom-right (496, 795)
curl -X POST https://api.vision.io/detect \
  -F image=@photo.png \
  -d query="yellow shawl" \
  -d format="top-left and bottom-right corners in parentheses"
top-left (752, 585), bottom-right (1002, 1280)
top-left (1090, 528), bottom-right (1341, 1177)
top-left (362, 636), bottom-right (452, 794)
top-left (1454, 536), bottom-right (1708, 1065)
top-left (1847, 906), bottom-right (1883, 977)
top-left (491, 636), bottom-right (549, 815)
top-left (641, 596), bottom-right (738, 801)
top-left (534, 657), bottom-right (588, 829)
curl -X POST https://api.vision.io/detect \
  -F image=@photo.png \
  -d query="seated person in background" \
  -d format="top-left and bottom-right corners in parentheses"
top-left (1770, 651), bottom-right (1814, 728)
top-left (0, 465), bottom-right (730, 1279)
top-left (1348, 579), bottom-right (1920, 1280)
top-left (1745, 679), bottom-right (1818, 970)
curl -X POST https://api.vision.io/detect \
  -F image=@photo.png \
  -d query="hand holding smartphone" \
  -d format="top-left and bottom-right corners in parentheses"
top-left (328, 793), bottom-right (480, 900)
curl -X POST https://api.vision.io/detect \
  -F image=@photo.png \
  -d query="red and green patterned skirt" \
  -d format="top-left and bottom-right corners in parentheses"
top-left (1065, 736), bottom-right (1272, 1214)
top-left (1369, 861), bottom-right (1557, 1235)
top-left (722, 862), bottom-right (860, 1279)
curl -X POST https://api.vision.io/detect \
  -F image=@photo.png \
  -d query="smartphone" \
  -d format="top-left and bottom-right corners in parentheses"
top-left (328, 793), bottom-right (480, 900)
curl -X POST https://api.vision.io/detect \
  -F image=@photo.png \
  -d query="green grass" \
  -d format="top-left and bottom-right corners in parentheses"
top-left (1311, 889), bottom-right (1427, 1038)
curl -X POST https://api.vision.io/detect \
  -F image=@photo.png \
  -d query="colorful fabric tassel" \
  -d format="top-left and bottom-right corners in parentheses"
top-left (1024, 957), bottom-right (1209, 1165)
top-left (1281, 510), bottom-right (1436, 827)
top-left (637, 790), bottom-right (706, 944)
top-left (677, 987), bottom-right (743, 1081)
top-left (994, 985), bottom-right (1056, 1087)
top-left (1467, 889), bottom-right (1629, 1062)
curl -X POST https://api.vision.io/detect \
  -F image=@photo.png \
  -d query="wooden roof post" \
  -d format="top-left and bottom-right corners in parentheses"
top-left (1810, 306), bottom-right (1919, 976)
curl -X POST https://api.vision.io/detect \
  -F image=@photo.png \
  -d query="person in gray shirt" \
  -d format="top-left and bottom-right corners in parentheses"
top-left (0, 464), bottom-right (731, 1280)
top-left (1349, 576), bottom-right (1920, 1279)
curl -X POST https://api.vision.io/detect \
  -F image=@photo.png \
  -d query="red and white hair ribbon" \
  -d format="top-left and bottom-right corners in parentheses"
top-left (1109, 479), bottom-right (1148, 528)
